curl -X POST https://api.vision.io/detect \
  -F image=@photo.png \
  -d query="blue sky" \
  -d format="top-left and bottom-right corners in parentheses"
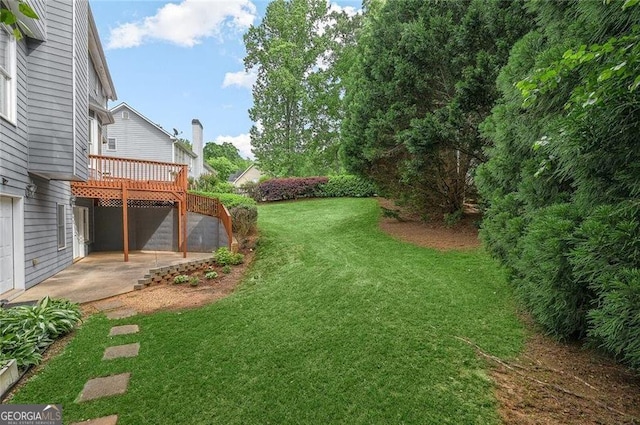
top-left (89, 0), bottom-right (361, 159)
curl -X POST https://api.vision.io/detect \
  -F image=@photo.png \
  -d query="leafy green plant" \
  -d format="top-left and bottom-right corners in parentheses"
top-left (205, 271), bottom-right (218, 280)
top-left (0, 296), bottom-right (81, 368)
top-left (221, 265), bottom-right (232, 274)
top-left (173, 275), bottom-right (189, 284)
top-left (189, 276), bottom-right (200, 287)
top-left (317, 175), bottom-right (377, 198)
top-left (214, 247), bottom-right (244, 266)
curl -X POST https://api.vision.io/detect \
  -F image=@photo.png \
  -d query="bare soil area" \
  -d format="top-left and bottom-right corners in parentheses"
top-left (376, 198), bottom-right (640, 424)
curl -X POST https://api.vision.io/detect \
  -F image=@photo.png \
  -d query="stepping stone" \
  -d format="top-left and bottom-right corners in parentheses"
top-left (94, 300), bottom-right (125, 312)
top-left (105, 309), bottom-right (137, 320)
top-left (77, 373), bottom-right (130, 402)
top-left (70, 415), bottom-right (118, 425)
top-left (109, 325), bottom-right (139, 336)
top-left (103, 343), bottom-right (140, 360)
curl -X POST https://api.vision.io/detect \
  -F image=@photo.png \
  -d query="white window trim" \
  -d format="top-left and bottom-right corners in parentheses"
top-left (107, 137), bottom-right (117, 151)
top-left (57, 204), bottom-right (66, 250)
top-left (0, 25), bottom-right (17, 125)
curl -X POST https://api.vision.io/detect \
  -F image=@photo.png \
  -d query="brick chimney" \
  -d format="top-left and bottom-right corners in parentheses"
top-left (192, 119), bottom-right (203, 178)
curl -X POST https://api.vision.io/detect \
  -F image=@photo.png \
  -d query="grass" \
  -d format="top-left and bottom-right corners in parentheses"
top-left (10, 198), bottom-right (524, 424)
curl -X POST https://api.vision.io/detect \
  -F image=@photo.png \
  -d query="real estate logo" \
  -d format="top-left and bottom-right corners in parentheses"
top-left (0, 405), bottom-right (62, 425)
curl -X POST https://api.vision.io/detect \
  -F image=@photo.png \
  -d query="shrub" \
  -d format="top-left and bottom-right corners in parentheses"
top-left (189, 276), bottom-right (199, 286)
top-left (317, 175), bottom-right (377, 198)
top-left (189, 191), bottom-right (257, 209)
top-left (0, 297), bottom-right (81, 368)
top-left (513, 204), bottom-right (588, 339)
top-left (174, 275), bottom-right (189, 284)
top-left (222, 265), bottom-right (232, 274)
top-left (205, 271), bottom-right (218, 280)
top-left (443, 210), bottom-right (463, 228)
top-left (189, 173), bottom-right (219, 192)
top-left (214, 247), bottom-right (244, 266)
top-left (571, 202), bottom-right (640, 369)
top-left (230, 206), bottom-right (258, 236)
top-left (239, 181), bottom-right (260, 201)
top-left (257, 177), bottom-right (329, 202)
top-left (212, 182), bottom-right (236, 194)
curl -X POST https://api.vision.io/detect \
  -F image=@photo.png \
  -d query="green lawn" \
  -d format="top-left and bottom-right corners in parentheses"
top-left (11, 198), bottom-right (524, 424)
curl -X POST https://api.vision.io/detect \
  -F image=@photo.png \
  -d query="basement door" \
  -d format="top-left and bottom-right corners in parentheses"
top-left (73, 206), bottom-right (88, 260)
top-left (0, 196), bottom-right (14, 293)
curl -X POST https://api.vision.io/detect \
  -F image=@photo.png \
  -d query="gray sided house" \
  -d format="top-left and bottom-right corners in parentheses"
top-left (0, 1), bottom-right (116, 296)
top-left (107, 103), bottom-right (211, 180)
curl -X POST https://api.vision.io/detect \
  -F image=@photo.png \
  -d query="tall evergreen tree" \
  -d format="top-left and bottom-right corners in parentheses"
top-left (341, 0), bottom-right (531, 213)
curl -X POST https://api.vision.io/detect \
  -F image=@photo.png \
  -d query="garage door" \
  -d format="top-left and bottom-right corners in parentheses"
top-left (0, 196), bottom-right (14, 294)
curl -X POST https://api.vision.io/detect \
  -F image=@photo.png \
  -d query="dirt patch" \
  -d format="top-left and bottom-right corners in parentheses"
top-left (377, 198), bottom-right (481, 251)
top-left (490, 331), bottom-right (640, 425)
top-left (376, 198), bottom-right (640, 424)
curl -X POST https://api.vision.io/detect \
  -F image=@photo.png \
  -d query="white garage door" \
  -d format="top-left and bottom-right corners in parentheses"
top-left (0, 196), bottom-right (14, 294)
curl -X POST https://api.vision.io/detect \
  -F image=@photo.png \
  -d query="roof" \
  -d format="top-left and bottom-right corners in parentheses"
top-left (88, 6), bottom-right (117, 101)
top-left (232, 164), bottom-right (261, 185)
top-left (110, 102), bottom-right (176, 140)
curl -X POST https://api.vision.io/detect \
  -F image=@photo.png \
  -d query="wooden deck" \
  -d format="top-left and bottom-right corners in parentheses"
top-left (71, 155), bottom-right (232, 261)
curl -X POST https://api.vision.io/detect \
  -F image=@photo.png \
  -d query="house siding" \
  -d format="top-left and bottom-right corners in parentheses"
top-left (73, 0), bottom-right (89, 181)
top-left (26, 0), bottom-right (80, 180)
top-left (88, 55), bottom-right (106, 107)
top-left (107, 106), bottom-right (174, 163)
top-left (0, 31), bottom-right (74, 291)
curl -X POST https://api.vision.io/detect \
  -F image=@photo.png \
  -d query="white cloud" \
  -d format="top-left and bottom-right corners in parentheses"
top-left (222, 69), bottom-right (257, 90)
top-left (107, 0), bottom-right (257, 49)
top-left (328, 2), bottom-right (360, 17)
top-left (212, 134), bottom-right (253, 159)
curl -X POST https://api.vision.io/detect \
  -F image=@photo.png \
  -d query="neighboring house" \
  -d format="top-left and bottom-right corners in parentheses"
top-left (0, 2), bottom-right (231, 301)
top-left (0, 2), bottom-right (116, 296)
top-left (107, 103), bottom-right (210, 180)
top-left (232, 164), bottom-right (264, 187)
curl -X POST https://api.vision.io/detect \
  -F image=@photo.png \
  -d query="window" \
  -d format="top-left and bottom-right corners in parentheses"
top-left (57, 204), bottom-right (66, 249)
top-left (0, 25), bottom-right (17, 123)
top-left (107, 137), bottom-right (116, 151)
top-left (122, 111), bottom-right (129, 120)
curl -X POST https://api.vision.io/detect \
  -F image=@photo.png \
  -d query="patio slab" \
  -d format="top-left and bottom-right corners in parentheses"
top-left (77, 373), bottom-right (130, 402)
top-left (103, 343), bottom-right (140, 360)
top-left (11, 251), bottom-right (212, 304)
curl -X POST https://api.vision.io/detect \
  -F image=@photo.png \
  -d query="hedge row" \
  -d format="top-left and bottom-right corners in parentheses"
top-left (243, 175), bottom-right (377, 202)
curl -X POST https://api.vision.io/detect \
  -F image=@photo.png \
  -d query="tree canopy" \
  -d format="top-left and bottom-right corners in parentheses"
top-left (341, 0), bottom-right (531, 213)
top-left (244, 0), bottom-right (360, 177)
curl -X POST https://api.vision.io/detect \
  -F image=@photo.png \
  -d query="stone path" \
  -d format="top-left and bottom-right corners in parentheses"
top-left (73, 305), bottom-right (141, 425)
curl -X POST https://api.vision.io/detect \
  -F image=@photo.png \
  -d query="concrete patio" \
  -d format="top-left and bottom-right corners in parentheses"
top-left (11, 251), bottom-right (212, 304)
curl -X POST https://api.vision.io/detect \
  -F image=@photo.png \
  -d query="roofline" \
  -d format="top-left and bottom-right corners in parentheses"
top-left (110, 102), bottom-right (176, 140)
top-left (88, 6), bottom-right (117, 101)
top-left (175, 140), bottom-right (197, 158)
top-left (233, 164), bottom-right (257, 184)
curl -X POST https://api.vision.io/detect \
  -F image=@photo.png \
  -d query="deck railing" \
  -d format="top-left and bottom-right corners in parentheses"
top-left (86, 155), bottom-right (188, 191)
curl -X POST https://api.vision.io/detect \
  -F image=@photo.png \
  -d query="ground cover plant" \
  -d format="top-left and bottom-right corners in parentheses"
top-left (9, 198), bottom-right (523, 424)
top-left (0, 297), bottom-right (81, 368)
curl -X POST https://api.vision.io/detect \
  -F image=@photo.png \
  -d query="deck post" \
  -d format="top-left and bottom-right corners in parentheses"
top-left (122, 182), bottom-right (129, 262)
top-left (182, 198), bottom-right (187, 258)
